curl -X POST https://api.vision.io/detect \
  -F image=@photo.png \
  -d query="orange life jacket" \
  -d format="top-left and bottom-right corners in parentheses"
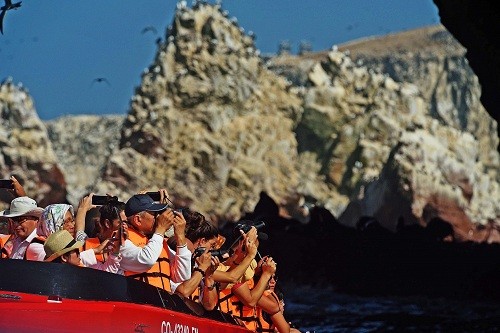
top-left (0, 234), bottom-right (12, 258)
top-left (218, 279), bottom-right (259, 332)
top-left (84, 237), bottom-right (104, 263)
top-left (217, 261), bottom-right (255, 312)
top-left (255, 290), bottom-right (280, 333)
top-left (124, 228), bottom-right (171, 292)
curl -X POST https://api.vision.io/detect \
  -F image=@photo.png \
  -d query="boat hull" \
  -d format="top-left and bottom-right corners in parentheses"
top-left (0, 259), bottom-right (250, 333)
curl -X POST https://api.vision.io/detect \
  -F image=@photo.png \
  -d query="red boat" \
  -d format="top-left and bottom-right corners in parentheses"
top-left (0, 259), bottom-right (251, 332)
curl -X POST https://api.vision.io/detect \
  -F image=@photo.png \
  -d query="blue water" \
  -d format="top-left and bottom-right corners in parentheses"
top-left (283, 285), bottom-right (500, 332)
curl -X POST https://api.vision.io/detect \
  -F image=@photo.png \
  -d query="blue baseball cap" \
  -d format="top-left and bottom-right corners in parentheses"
top-left (125, 194), bottom-right (168, 217)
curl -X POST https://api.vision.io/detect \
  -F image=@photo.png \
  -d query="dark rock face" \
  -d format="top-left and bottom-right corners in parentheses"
top-left (433, 0), bottom-right (500, 136)
top-left (238, 194), bottom-right (500, 301)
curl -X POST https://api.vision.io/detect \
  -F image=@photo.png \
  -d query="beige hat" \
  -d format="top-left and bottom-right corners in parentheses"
top-left (44, 230), bottom-right (83, 262)
top-left (0, 196), bottom-right (43, 218)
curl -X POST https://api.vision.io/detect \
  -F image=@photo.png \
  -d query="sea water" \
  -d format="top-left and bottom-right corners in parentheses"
top-left (283, 285), bottom-right (500, 333)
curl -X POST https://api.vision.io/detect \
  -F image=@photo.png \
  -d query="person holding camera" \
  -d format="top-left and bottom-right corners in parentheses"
top-left (253, 268), bottom-right (302, 333)
top-left (74, 193), bottom-right (128, 266)
top-left (25, 201), bottom-right (122, 272)
top-left (118, 193), bottom-right (179, 291)
top-left (164, 208), bottom-right (225, 310)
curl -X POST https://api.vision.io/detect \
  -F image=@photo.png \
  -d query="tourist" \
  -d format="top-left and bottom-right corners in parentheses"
top-left (0, 196), bottom-right (43, 259)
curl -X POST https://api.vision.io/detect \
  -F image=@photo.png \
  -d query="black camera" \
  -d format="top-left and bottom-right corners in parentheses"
top-left (193, 247), bottom-right (229, 261)
top-left (209, 249), bottom-right (229, 261)
top-left (146, 191), bottom-right (161, 201)
top-left (235, 220), bottom-right (266, 233)
top-left (0, 179), bottom-right (14, 189)
top-left (92, 195), bottom-right (121, 206)
top-left (193, 247), bottom-right (206, 258)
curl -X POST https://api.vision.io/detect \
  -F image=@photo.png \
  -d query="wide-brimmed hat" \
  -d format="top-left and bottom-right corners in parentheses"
top-left (0, 196), bottom-right (43, 218)
top-left (124, 194), bottom-right (168, 217)
top-left (44, 230), bottom-right (83, 262)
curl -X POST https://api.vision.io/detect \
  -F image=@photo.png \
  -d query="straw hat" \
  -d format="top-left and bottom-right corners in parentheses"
top-left (44, 230), bottom-right (83, 262)
top-left (0, 196), bottom-right (43, 218)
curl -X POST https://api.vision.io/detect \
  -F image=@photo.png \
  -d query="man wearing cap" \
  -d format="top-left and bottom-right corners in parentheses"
top-left (119, 194), bottom-right (190, 292)
top-left (0, 196), bottom-right (43, 259)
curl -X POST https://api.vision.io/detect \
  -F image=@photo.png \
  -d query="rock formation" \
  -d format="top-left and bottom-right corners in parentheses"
top-left (0, 78), bottom-right (66, 207)
top-left (45, 115), bottom-right (123, 204)
top-left (1, 3), bottom-right (498, 243)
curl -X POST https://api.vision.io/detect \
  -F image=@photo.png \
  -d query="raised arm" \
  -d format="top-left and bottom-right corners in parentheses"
top-left (214, 228), bottom-right (258, 284)
top-left (174, 248), bottom-right (212, 298)
top-left (232, 257), bottom-right (276, 307)
top-left (75, 193), bottom-right (94, 241)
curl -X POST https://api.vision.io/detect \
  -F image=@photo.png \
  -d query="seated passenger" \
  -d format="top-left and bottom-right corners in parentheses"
top-left (0, 196), bottom-right (43, 259)
top-left (26, 203), bottom-right (76, 261)
top-left (43, 230), bottom-right (83, 265)
top-left (28, 203), bottom-right (121, 273)
top-left (44, 229), bottom-right (121, 272)
top-left (254, 272), bottom-right (302, 333)
top-left (75, 193), bottom-right (128, 269)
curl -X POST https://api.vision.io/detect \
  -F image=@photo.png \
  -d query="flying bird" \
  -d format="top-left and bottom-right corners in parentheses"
top-left (90, 77), bottom-right (111, 87)
top-left (0, 0), bottom-right (22, 35)
top-left (141, 26), bottom-right (157, 35)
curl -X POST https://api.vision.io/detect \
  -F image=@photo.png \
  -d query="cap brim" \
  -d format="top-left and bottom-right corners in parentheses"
top-left (44, 240), bottom-right (84, 262)
top-left (146, 203), bottom-right (169, 212)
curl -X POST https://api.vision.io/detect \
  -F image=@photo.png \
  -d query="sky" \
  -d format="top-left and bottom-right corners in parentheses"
top-left (0, 0), bottom-right (440, 121)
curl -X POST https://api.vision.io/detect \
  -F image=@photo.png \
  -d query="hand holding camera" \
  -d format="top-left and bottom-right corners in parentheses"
top-left (145, 189), bottom-right (174, 206)
top-left (154, 209), bottom-right (175, 235)
top-left (78, 193), bottom-right (94, 212)
top-left (172, 209), bottom-right (187, 243)
top-left (194, 247), bottom-right (229, 262)
top-left (206, 255), bottom-right (221, 277)
top-left (261, 256), bottom-right (277, 275)
top-left (0, 176), bottom-right (26, 198)
top-left (194, 247), bottom-right (212, 273)
top-left (91, 194), bottom-right (121, 206)
top-left (245, 237), bottom-right (258, 258)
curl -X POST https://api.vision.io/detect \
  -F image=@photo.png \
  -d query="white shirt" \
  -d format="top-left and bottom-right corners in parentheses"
top-left (117, 233), bottom-right (193, 292)
top-left (80, 250), bottom-right (123, 274)
top-left (10, 229), bottom-right (37, 259)
top-left (168, 244), bottom-right (192, 292)
top-left (25, 241), bottom-right (45, 261)
top-left (118, 233), bottom-right (165, 272)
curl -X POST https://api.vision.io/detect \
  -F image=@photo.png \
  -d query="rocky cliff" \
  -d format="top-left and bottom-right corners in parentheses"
top-left (1, 3), bottom-right (498, 242)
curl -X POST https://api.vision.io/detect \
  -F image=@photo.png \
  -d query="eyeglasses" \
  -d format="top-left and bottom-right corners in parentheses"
top-left (10, 216), bottom-right (38, 225)
top-left (63, 218), bottom-right (75, 225)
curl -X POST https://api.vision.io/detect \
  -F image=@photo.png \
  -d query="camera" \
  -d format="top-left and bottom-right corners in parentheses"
top-left (92, 195), bottom-right (120, 206)
top-left (209, 249), bottom-right (229, 261)
top-left (193, 247), bottom-right (207, 258)
top-left (193, 247), bottom-right (229, 261)
top-left (235, 220), bottom-right (266, 234)
top-left (0, 179), bottom-right (14, 189)
top-left (146, 191), bottom-right (161, 201)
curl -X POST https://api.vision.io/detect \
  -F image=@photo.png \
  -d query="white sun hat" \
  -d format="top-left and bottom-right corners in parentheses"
top-left (0, 196), bottom-right (44, 218)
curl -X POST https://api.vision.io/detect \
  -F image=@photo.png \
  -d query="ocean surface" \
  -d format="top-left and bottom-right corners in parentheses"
top-left (282, 285), bottom-right (500, 333)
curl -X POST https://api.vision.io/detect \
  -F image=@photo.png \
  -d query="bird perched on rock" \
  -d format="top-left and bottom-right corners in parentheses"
top-left (0, 0), bottom-right (22, 35)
